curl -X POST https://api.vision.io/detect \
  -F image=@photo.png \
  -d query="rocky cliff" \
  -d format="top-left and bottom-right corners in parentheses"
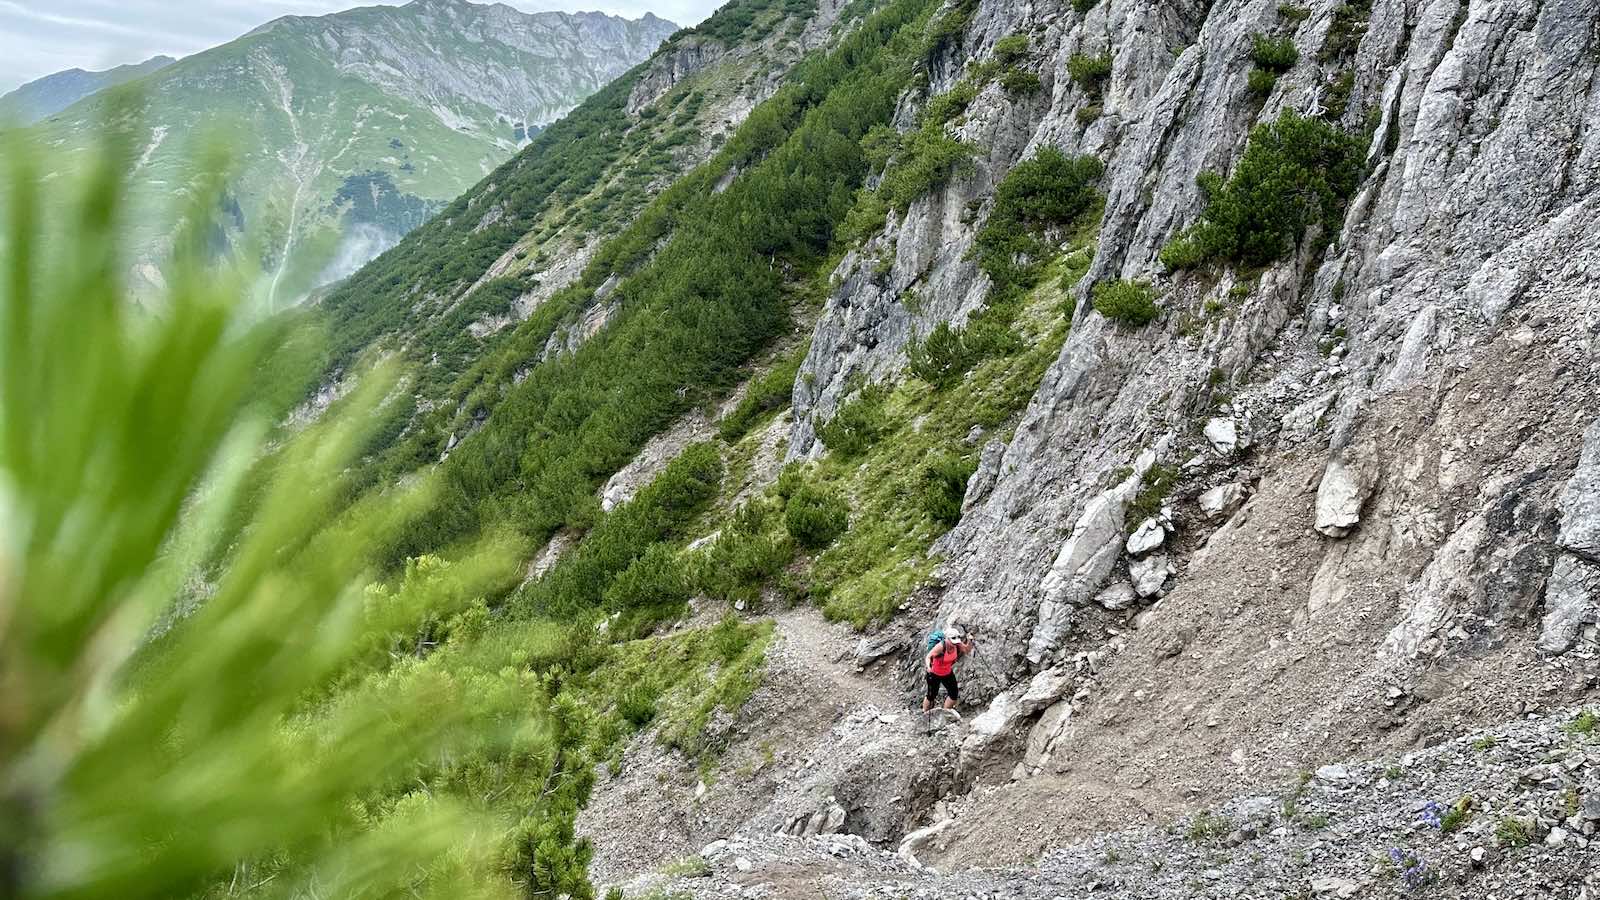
top-left (570, 0), bottom-right (1600, 894)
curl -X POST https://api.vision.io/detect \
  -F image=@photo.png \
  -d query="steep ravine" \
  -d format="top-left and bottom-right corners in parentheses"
top-left (582, 0), bottom-right (1600, 894)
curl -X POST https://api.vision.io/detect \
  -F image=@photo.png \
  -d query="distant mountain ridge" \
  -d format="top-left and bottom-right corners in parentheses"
top-left (0, 56), bottom-right (176, 125)
top-left (26, 0), bottom-right (677, 305)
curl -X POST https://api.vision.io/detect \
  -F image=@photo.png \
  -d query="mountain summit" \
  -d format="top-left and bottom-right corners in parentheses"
top-left (0, 56), bottom-right (176, 125)
top-left (23, 0), bottom-right (677, 305)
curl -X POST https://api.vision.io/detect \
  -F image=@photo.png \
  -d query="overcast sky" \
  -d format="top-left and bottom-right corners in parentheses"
top-left (0, 0), bottom-right (724, 94)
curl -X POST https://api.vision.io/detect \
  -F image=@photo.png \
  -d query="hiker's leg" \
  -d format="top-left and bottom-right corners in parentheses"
top-left (943, 674), bottom-right (959, 710)
top-left (923, 671), bottom-right (939, 712)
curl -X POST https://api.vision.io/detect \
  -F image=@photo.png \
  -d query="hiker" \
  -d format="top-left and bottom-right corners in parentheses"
top-left (923, 627), bottom-right (973, 714)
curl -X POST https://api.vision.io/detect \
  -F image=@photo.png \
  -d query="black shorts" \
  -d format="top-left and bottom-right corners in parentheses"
top-left (925, 670), bottom-right (959, 702)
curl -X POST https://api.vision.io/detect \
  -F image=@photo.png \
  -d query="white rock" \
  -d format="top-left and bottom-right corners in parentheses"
top-left (733, 856), bottom-right (753, 872)
top-left (1129, 554), bottom-right (1174, 598)
top-left (1093, 580), bottom-right (1139, 611)
top-left (1204, 417), bottom-right (1239, 455)
top-left (1198, 483), bottom-right (1247, 521)
top-left (1546, 826), bottom-right (1570, 847)
top-left (1314, 455), bottom-right (1376, 538)
top-left (701, 839), bottom-right (728, 858)
top-left (1126, 518), bottom-right (1166, 556)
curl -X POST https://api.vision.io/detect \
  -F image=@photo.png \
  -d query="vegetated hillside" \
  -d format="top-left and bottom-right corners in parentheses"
top-left (234, 0), bottom-right (1600, 895)
top-left (23, 0), bottom-right (675, 306)
top-left (0, 56), bottom-right (175, 124)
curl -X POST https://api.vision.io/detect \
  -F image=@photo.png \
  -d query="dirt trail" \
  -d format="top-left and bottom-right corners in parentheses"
top-left (580, 602), bottom-right (923, 888)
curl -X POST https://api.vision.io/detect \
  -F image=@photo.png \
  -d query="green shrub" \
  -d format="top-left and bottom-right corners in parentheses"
top-left (1247, 68), bottom-right (1279, 98)
top-left (1073, 0), bottom-right (1098, 12)
top-left (1324, 70), bottom-right (1356, 119)
top-left (1159, 233), bottom-right (1209, 271)
top-left (818, 385), bottom-right (891, 457)
top-left (1092, 279), bottom-right (1160, 326)
top-left (1076, 105), bottom-right (1103, 125)
top-left (1250, 33), bottom-right (1300, 72)
top-left (1278, 3), bottom-right (1312, 22)
top-left (994, 34), bottom-right (1032, 65)
top-left (879, 124), bottom-right (976, 211)
top-left (693, 501), bottom-right (794, 604)
top-left (602, 543), bottom-right (691, 637)
top-left (785, 483), bottom-right (851, 549)
top-left (975, 148), bottom-right (1104, 298)
top-left (908, 321), bottom-right (974, 387)
top-left (1320, 0), bottom-right (1374, 61)
top-left (1001, 68), bottom-right (1043, 95)
top-left (919, 451), bottom-right (980, 527)
top-left (1067, 52), bottom-right (1113, 92)
top-left (925, 79), bottom-right (979, 124)
top-left (1160, 109), bottom-right (1365, 269)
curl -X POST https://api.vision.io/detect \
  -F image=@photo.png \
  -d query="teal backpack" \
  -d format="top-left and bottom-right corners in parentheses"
top-left (925, 630), bottom-right (945, 653)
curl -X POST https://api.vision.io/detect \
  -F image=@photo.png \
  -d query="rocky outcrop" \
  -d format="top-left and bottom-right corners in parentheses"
top-left (627, 36), bottom-right (725, 114)
top-left (1541, 419), bottom-right (1600, 654)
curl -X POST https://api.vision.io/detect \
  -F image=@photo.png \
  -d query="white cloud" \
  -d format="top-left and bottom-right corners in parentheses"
top-left (0, 0), bottom-right (723, 93)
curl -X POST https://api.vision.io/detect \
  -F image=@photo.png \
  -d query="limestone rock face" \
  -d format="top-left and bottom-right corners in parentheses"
top-left (777, 0), bottom-right (1600, 740)
top-left (1541, 418), bottom-right (1600, 654)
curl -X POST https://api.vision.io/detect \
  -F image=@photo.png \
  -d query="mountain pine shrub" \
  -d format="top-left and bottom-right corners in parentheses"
top-left (1161, 109), bottom-right (1365, 270)
top-left (1092, 279), bottom-right (1161, 326)
top-left (785, 482), bottom-right (851, 549)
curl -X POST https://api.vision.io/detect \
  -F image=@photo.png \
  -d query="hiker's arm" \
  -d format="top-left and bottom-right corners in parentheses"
top-left (925, 648), bottom-right (937, 670)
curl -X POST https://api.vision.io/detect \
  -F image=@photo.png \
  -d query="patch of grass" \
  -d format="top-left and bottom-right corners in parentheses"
top-left (1092, 279), bottom-right (1160, 326)
top-left (819, 383), bottom-right (893, 457)
top-left (1186, 810), bottom-right (1232, 843)
top-left (1128, 463), bottom-right (1179, 524)
top-left (1440, 796), bottom-right (1475, 834)
top-left (808, 263), bottom-right (1077, 628)
top-left (1278, 3), bottom-right (1311, 21)
top-left (720, 349), bottom-right (805, 443)
top-left (661, 855), bottom-right (712, 878)
top-left (1471, 735), bottom-right (1497, 752)
top-left (1494, 816), bottom-right (1533, 848)
top-left (1566, 709), bottom-right (1598, 735)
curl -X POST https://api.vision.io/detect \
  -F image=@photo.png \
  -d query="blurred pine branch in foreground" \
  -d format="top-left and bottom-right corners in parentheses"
top-left (0, 122), bottom-right (516, 899)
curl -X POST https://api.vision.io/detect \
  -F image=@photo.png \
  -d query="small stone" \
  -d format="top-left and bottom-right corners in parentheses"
top-left (1130, 554), bottom-right (1175, 598)
top-left (1126, 518), bottom-right (1166, 556)
top-left (1205, 417), bottom-right (1239, 455)
top-left (1469, 846), bottom-right (1487, 868)
top-left (734, 856), bottom-right (753, 872)
top-left (694, 781), bottom-right (708, 799)
top-left (1093, 580), bottom-right (1139, 611)
top-left (1546, 826), bottom-right (1569, 848)
top-left (701, 839), bottom-right (728, 858)
top-left (1198, 483), bottom-right (1247, 521)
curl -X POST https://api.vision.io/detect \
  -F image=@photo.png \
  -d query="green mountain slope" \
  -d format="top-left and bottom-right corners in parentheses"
top-left (0, 56), bottom-right (175, 124)
top-left (25, 0), bottom-right (677, 306)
